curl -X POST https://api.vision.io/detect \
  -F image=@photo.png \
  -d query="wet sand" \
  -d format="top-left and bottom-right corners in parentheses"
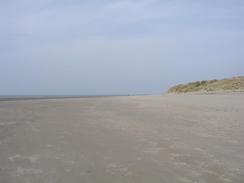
top-left (0, 94), bottom-right (244, 183)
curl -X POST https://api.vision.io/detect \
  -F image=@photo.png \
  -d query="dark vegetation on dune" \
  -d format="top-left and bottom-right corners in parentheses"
top-left (168, 76), bottom-right (244, 93)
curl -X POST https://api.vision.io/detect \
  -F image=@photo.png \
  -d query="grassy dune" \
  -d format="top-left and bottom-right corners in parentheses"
top-left (168, 76), bottom-right (244, 93)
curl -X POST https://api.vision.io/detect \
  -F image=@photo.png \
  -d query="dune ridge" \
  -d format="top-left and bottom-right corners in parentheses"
top-left (168, 76), bottom-right (244, 94)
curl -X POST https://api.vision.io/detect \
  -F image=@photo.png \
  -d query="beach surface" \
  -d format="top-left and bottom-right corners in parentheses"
top-left (0, 94), bottom-right (244, 183)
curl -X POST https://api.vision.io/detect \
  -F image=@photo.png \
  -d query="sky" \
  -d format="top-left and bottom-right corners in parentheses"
top-left (0, 0), bottom-right (244, 95)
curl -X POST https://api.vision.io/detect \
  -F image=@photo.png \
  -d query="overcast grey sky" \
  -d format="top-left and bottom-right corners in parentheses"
top-left (1, 0), bottom-right (244, 95)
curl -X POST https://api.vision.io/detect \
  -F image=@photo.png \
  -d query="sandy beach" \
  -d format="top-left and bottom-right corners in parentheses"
top-left (0, 94), bottom-right (244, 183)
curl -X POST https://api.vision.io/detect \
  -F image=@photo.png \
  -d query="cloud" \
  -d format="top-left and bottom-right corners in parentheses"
top-left (0, 0), bottom-right (243, 94)
top-left (2, 0), bottom-right (241, 40)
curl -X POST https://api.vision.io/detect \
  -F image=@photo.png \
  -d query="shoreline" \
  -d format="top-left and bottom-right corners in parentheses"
top-left (1, 92), bottom-right (244, 101)
top-left (0, 94), bottom-right (150, 101)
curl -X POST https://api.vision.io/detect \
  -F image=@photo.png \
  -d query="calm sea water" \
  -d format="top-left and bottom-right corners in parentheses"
top-left (0, 95), bottom-right (138, 101)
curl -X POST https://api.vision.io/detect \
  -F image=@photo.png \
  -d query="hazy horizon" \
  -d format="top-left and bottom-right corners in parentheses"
top-left (1, 0), bottom-right (244, 95)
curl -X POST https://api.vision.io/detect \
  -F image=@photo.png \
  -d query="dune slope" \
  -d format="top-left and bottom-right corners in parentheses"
top-left (168, 76), bottom-right (244, 93)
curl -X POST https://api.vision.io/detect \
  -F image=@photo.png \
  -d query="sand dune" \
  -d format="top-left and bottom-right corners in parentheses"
top-left (0, 94), bottom-right (244, 182)
top-left (168, 76), bottom-right (244, 93)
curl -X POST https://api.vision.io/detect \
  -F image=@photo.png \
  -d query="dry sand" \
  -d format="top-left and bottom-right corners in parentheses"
top-left (0, 94), bottom-right (244, 183)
